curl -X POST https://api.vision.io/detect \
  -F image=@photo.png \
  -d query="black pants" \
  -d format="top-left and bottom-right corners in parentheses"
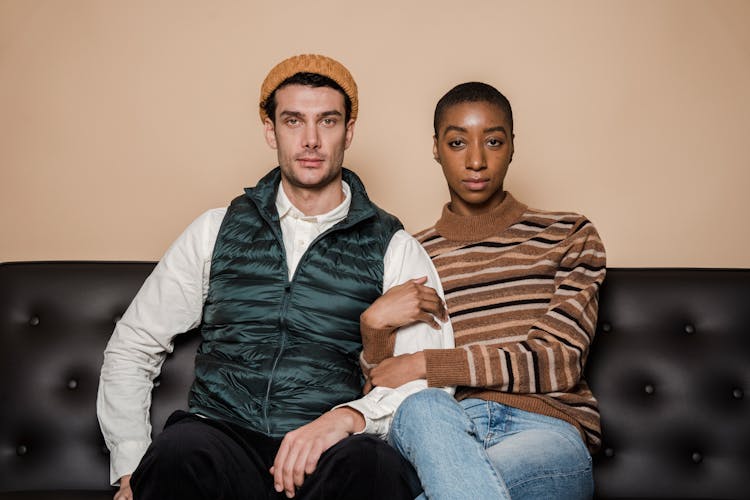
top-left (131, 410), bottom-right (420, 500)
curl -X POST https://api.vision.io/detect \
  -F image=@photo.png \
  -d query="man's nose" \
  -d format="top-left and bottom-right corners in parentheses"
top-left (303, 124), bottom-right (320, 149)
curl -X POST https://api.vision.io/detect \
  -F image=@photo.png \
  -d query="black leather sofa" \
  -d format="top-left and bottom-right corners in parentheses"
top-left (1, 261), bottom-right (748, 499)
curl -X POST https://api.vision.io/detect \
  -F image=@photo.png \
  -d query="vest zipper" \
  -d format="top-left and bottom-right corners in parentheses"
top-left (263, 281), bottom-right (292, 434)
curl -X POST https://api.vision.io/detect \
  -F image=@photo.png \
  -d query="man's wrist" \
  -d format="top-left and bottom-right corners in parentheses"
top-left (331, 406), bottom-right (366, 434)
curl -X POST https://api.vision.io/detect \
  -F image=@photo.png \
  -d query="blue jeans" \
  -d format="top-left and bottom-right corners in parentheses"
top-left (389, 388), bottom-right (594, 500)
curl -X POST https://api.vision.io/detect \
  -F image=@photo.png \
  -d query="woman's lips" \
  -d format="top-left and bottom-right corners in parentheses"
top-left (463, 178), bottom-right (489, 190)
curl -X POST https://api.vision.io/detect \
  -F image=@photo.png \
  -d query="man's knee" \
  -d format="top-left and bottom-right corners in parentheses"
top-left (326, 434), bottom-right (399, 472)
top-left (304, 434), bottom-right (416, 499)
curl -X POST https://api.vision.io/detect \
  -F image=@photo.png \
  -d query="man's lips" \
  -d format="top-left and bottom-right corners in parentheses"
top-left (296, 157), bottom-right (324, 166)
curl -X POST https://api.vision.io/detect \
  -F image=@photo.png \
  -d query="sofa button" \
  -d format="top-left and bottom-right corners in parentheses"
top-left (604, 447), bottom-right (615, 458)
top-left (684, 324), bottom-right (695, 334)
top-left (29, 316), bottom-right (40, 326)
top-left (600, 322), bottom-right (612, 333)
top-left (733, 388), bottom-right (744, 400)
top-left (644, 384), bottom-right (655, 395)
top-left (16, 445), bottom-right (28, 456)
top-left (691, 452), bottom-right (703, 464)
top-left (67, 379), bottom-right (78, 390)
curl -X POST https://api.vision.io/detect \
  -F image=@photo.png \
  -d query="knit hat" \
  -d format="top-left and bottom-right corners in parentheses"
top-left (259, 54), bottom-right (358, 123)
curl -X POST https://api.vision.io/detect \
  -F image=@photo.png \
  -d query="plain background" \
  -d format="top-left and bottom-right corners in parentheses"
top-left (1, 0), bottom-right (748, 267)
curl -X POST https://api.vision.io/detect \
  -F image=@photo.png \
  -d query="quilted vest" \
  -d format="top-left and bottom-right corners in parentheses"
top-left (188, 167), bottom-right (403, 437)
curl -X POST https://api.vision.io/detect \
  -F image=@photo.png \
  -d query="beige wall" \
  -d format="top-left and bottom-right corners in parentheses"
top-left (2, 0), bottom-right (749, 267)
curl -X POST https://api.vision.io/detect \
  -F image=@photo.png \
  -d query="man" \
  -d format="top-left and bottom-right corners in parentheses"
top-left (359, 82), bottom-right (606, 499)
top-left (97, 54), bottom-right (452, 500)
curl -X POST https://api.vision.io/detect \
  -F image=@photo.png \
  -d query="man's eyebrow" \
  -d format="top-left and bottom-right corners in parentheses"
top-left (278, 110), bottom-right (343, 119)
top-left (279, 110), bottom-right (304, 119)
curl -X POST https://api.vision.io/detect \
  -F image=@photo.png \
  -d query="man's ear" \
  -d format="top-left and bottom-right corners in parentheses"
top-left (264, 117), bottom-right (278, 149)
top-left (344, 119), bottom-right (356, 150)
top-left (433, 136), bottom-right (440, 163)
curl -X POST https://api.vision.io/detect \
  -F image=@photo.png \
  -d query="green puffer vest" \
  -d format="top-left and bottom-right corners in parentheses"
top-left (188, 167), bottom-right (403, 437)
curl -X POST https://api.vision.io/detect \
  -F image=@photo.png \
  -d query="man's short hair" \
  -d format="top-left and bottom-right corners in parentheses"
top-left (434, 82), bottom-right (514, 137)
top-left (261, 72), bottom-right (353, 124)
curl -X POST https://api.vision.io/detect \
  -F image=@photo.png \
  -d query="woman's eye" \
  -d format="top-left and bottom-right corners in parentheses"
top-left (448, 140), bottom-right (464, 148)
top-left (487, 138), bottom-right (503, 147)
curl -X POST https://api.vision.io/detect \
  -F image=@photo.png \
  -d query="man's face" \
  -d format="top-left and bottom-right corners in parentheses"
top-left (434, 101), bottom-right (514, 216)
top-left (264, 84), bottom-right (354, 192)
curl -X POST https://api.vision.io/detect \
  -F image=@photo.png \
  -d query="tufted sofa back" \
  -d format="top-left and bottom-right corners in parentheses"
top-left (587, 268), bottom-right (749, 498)
top-left (0, 262), bottom-right (749, 499)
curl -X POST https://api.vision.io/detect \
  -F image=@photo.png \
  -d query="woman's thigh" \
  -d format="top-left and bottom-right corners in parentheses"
top-left (471, 404), bottom-right (593, 500)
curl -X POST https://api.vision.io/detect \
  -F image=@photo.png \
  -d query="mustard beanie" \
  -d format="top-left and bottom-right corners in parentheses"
top-left (259, 54), bottom-right (358, 123)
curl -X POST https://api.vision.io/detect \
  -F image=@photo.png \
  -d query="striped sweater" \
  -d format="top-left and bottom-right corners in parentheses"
top-left (361, 192), bottom-right (606, 452)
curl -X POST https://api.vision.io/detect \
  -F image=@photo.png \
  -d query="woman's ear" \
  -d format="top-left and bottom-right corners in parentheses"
top-left (433, 136), bottom-right (440, 163)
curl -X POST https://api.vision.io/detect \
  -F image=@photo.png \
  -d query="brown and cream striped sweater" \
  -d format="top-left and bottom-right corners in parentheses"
top-left (361, 192), bottom-right (607, 452)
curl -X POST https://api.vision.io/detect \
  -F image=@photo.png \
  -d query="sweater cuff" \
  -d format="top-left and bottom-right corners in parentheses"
top-left (425, 348), bottom-right (470, 387)
top-left (360, 324), bottom-right (396, 366)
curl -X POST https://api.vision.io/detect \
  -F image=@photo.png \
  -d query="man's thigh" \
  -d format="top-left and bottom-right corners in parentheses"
top-left (131, 411), bottom-right (277, 500)
top-left (298, 434), bottom-right (419, 500)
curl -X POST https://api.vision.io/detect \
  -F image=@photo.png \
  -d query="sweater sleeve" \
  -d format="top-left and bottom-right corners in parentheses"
top-left (424, 218), bottom-right (606, 393)
top-left (359, 229), bottom-right (447, 371)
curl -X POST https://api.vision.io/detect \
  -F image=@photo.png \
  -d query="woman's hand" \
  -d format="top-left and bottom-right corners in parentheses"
top-left (368, 352), bottom-right (427, 389)
top-left (361, 277), bottom-right (447, 331)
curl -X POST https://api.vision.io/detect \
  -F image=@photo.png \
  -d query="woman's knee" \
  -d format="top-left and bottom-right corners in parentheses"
top-left (390, 388), bottom-right (461, 452)
top-left (396, 388), bottom-right (455, 422)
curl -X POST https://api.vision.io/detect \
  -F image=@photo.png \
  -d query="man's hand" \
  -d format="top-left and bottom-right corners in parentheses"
top-left (369, 351), bottom-right (427, 389)
top-left (270, 407), bottom-right (365, 498)
top-left (114, 475), bottom-right (132, 500)
top-left (361, 277), bottom-right (447, 331)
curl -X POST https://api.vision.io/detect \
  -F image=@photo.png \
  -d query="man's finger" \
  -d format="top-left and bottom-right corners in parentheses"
top-left (273, 440), bottom-right (291, 493)
top-left (305, 440), bottom-right (324, 475)
top-left (281, 442), bottom-right (302, 497)
top-left (291, 440), bottom-right (314, 491)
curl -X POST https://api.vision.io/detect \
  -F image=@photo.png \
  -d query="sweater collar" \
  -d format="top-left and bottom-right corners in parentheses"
top-left (434, 192), bottom-right (527, 242)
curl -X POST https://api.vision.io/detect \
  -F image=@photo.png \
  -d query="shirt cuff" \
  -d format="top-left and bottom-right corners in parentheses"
top-left (109, 440), bottom-right (151, 486)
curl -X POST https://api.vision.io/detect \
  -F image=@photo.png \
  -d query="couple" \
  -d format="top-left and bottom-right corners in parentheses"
top-left (97, 54), bottom-right (606, 500)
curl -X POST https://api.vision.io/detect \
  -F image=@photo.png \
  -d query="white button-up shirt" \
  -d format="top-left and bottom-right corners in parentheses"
top-left (97, 181), bottom-right (454, 484)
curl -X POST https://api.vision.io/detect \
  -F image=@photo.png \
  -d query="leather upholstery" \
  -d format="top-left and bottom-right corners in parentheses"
top-left (1, 262), bottom-right (748, 499)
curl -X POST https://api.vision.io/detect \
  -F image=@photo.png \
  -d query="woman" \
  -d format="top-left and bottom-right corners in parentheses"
top-left (359, 82), bottom-right (606, 499)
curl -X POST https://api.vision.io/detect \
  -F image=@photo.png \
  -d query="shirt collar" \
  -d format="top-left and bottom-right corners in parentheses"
top-left (275, 181), bottom-right (352, 224)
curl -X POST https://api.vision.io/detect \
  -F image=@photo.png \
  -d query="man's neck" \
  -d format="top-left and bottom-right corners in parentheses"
top-left (280, 178), bottom-right (345, 216)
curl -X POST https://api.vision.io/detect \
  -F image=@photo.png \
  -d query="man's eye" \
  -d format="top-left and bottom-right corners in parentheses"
top-left (287, 118), bottom-right (299, 126)
top-left (322, 118), bottom-right (336, 126)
